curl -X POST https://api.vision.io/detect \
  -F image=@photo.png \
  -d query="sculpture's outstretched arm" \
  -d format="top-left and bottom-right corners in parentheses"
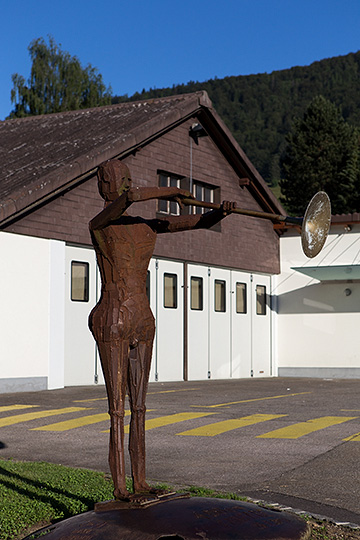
top-left (89, 191), bottom-right (131, 231)
top-left (90, 183), bottom-right (235, 235)
top-left (151, 201), bottom-right (237, 234)
top-left (128, 186), bottom-right (194, 205)
top-left (89, 186), bottom-right (194, 231)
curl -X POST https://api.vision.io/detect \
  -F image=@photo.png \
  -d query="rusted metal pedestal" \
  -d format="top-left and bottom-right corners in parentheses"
top-left (24, 495), bottom-right (311, 539)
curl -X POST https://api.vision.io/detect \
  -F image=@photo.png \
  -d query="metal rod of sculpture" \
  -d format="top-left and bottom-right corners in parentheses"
top-left (180, 191), bottom-right (331, 259)
top-left (88, 159), bottom-right (331, 502)
top-left (88, 160), bottom-right (237, 501)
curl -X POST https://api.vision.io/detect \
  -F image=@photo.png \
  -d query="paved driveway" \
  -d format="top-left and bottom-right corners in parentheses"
top-left (1, 377), bottom-right (360, 525)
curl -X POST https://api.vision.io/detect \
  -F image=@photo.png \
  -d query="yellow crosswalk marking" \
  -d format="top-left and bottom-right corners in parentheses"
top-left (178, 414), bottom-right (287, 437)
top-left (257, 416), bottom-right (358, 439)
top-left (31, 412), bottom-right (119, 432)
top-left (0, 405), bottom-right (39, 413)
top-left (122, 412), bottom-right (216, 434)
top-left (101, 410), bottom-right (157, 433)
top-left (343, 432), bottom-right (360, 442)
top-left (32, 410), bottom-right (154, 431)
top-left (0, 407), bottom-right (90, 428)
top-left (191, 392), bottom-right (311, 409)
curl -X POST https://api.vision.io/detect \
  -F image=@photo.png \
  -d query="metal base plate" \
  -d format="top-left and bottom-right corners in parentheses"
top-left (23, 496), bottom-right (311, 539)
top-left (94, 491), bottom-right (188, 511)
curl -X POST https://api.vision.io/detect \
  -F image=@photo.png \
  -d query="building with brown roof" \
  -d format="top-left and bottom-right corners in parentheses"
top-left (0, 91), bottom-right (287, 393)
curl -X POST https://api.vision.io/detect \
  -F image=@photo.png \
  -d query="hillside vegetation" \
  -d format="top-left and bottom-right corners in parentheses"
top-left (113, 52), bottom-right (360, 188)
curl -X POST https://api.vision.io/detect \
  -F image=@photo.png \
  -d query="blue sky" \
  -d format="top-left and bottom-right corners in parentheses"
top-left (1, 0), bottom-right (360, 120)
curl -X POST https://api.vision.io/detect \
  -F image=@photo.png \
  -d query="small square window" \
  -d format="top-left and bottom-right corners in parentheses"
top-left (191, 277), bottom-right (203, 310)
top-left (158, 175), bottom-right (168, 213)
top-left (236, 283), bottom-right (247, 314)
top-left (214, 280), bottom-right (226, 312)
top-left (192, 181), bottom-right (215, 215)
top-left (169, 177), bottom-right (179, 215)
top-left (164, 273), bottom-right (177, 308)
top-left (71, 261), bottom-right (89, 302)
top-left (256, 285), bottom-right (267, 315)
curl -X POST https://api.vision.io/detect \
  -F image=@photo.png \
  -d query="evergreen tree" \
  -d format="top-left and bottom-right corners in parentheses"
top-left (280, 96), bottom-right (360, 215)
top-left (112, 51), bottom-right (360, 188)
top-left (9, 36), bottom-right (112, 118)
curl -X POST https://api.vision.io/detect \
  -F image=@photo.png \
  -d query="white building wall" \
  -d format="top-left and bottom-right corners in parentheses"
top-left (0, 232), bottom-right (274, 393)
top-left (0, 232), bottom-right (52, 392)
top-left (275, 226), bottom-right (360, 378)
top-left (48, 240), bottom-right (66, 389)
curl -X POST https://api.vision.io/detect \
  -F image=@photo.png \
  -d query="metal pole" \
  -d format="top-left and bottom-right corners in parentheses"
top-left (180, 198), bottom-right (302, 226)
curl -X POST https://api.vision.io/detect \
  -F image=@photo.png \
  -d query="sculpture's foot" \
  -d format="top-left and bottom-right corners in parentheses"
top-left (133, 482), bottom-right (170, 497)
top-left (127, 492), bottom-right (157, 504)
top-left (113, 488), bottom-right (131, 501)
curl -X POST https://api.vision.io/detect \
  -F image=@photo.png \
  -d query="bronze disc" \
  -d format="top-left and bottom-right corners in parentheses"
top-left (301, 191), bottom-right (331, 258)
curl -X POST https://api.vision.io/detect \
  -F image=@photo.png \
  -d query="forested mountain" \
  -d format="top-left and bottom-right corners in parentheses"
top-left (112, 52), bottom-right (360, 187)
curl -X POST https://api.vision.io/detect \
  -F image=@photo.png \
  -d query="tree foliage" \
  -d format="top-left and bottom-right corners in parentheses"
top-left (9, 36), bottom-right (112, 118)
top-left (280, 96), bottom-right (360, 215)
top-left (112, 52), bottom-right (360, 189)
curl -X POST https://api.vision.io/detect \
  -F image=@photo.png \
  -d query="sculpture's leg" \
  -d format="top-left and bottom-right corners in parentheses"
top-left (98, 340), bottom-right (130, 500)
top-left (127, 340), bottom-right (153, 493)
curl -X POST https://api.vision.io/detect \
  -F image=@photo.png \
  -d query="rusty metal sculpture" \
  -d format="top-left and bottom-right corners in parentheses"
top-left (88, 160), bottom-right (236, 502)
top-left (28, 160), bottom-right (326, 538)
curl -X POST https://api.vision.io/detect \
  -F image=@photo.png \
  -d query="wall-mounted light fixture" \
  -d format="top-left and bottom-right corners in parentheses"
top-left (189, 123), bottom-right (208, 145)
top-left (344, 288), bottom-right (352, 296)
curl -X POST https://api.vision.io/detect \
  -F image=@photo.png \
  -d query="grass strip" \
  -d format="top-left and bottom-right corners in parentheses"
top-left (0, 458), bottom-right (117, 539)
top-left (1, 458), bottom-right (359, 539)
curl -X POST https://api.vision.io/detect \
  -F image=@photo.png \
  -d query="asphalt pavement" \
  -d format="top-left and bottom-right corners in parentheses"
top-left (1, 377), bottom-right (360, 526)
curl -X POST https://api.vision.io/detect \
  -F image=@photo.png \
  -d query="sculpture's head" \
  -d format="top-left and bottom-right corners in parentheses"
top-left (97, 160), bottom-right (132, 202)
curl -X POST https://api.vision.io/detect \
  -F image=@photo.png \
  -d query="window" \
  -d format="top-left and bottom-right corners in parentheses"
top-left (157, 172), bottom-right (219, 218)
top-left (164, 273), bottom-right (177, 308)
top-left (256, 285), bottom-right (267, 315)
top-left (236, 282), bottom-right (247, 313)
top-left (214, 280), bottom-right (226, 312)
top-left (71, 261), bottom-right (89, 302)
top-left (192, 181), bottom-right (215, 214)
top-left (158, 173), bottom-right (181, 215)
top-left (191, 276), bottom-right (203, 310)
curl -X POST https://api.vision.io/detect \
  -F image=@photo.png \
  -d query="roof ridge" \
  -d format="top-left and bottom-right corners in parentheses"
top-left (1, 91), bottom-right (209, 124)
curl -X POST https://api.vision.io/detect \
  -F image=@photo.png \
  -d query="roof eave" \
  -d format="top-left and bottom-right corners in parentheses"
top-left (197, 106), bottom-right (286, 216)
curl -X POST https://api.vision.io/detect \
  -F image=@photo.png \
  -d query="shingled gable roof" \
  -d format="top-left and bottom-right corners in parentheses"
top-left (0, 91), bottom-right (285, 226)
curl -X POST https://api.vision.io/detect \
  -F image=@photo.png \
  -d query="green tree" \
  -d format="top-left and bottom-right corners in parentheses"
top-left (280, 95), bottom-right (360, 215)
top-left (112, 51), bottom-right (360, 188)
top-left (9, 36), bottom-right (112, 118)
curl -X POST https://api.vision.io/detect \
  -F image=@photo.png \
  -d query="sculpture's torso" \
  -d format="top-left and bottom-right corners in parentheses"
top-left (89, 218), bottom-right (156, 345)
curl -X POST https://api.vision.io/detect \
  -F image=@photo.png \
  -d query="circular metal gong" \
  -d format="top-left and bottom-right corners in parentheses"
top-left (301, 191), bottom-right (331, 258)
